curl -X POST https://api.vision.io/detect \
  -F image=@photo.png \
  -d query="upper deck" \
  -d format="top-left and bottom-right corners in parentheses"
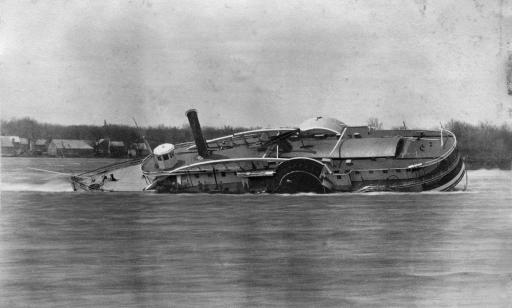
top-left (142, 123), bottom-right (457, 175)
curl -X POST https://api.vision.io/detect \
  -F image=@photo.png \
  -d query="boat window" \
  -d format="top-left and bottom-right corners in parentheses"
top-left (157, 155), bottom-right (162, 161)
top-left (395, 139), bottom-right (405, 157)
top-left (163, 154), bottom-right (169, 160)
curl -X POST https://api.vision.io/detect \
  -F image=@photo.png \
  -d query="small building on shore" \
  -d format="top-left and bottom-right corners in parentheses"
top-left (95, 139), bottom-right (127, 157)
top-left (108, 141), bottom-right (126, 157)
top-left (128, 142), bottom-right (151, 157)
top-left (48, 139), bottom-right (94, 157)
top-left (19, 138), bottom-right (29, 153)
top-left (32, 139), bottom-right (49, 155)
top-left (1, 136), bottom-right (21, 156)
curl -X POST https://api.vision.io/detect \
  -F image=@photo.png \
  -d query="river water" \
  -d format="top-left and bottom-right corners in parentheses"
top-left (1, 157), bottom-right (511, 307)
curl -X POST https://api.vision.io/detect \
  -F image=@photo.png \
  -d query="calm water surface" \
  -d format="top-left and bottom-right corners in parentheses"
top-left (1, 157), bottom-right (511, 307)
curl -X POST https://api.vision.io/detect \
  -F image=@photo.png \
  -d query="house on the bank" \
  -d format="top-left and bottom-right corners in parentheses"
top-left (19, 138), bottom-right (29, 153)
top-left (128, 142), bottom-right (151, 157)
top-left (108, 141), bottom-right (126, 157)
top-left (95, 139), bottom-right (127, 157)
top-left (32, 139), bottom-right (49, 155)
top-left (1, 136), bottom-right (21, 156)
top-left (47, 139), bottom-right (94, 157)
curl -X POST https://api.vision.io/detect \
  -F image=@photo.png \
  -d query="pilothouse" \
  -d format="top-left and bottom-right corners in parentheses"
top-left (153, 143), bottom-right (177, 170)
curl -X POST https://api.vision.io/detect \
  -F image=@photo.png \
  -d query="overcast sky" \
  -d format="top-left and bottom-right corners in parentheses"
top-left (1, 0), bottom-right (512, 129)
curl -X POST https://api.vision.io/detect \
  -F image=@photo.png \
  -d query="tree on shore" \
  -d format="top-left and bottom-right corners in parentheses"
top-left (446, 120), bottom-right (512, 169)
top-left (367, 117), bottom-right (383, 129)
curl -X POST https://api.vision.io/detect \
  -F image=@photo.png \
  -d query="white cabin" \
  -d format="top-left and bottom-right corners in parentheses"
top-left (153, 143), bottom-right (177, 170)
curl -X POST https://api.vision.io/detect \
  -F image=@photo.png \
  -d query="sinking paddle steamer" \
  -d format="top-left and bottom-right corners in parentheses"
top-left (71, 109), bottom-right (466, 193)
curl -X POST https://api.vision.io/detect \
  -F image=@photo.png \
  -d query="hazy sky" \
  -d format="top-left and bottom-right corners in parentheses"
top-left (1, 0), bottom-right (512, 128)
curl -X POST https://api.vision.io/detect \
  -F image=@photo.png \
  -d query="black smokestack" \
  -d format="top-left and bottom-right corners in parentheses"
top-left (186, 109), bottom-right (209, 158)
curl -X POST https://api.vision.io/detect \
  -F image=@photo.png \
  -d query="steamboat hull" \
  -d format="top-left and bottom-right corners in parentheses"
top-left (71, 126), bottom-right (466, 194)
top-left (142, 148), bottom-right (466, 194)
